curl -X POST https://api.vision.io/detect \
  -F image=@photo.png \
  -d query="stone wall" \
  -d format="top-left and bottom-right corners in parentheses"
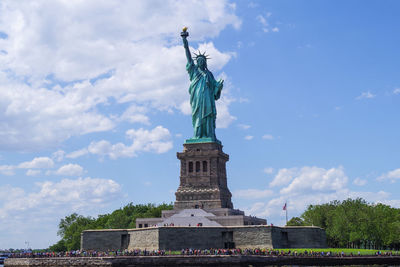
top-left (231, 226), bottom-right (326, 249)
top-left (5, 258), bottom-right (112, 267)
top-left (128, 228), bottom-right (159, 250)
top-left (6, 256), bottom-right (400, 267)
top-left (271, 227), bottom-right (288, 248)
top-left (269, 226), bottom-right (327, 248)
top-left (158, 227), bottom-right (224, 250)
top-left (81, 230), bottom-right (129, 251)
top-left (232, 226), bottom-right (273, 249)
top-left (81, 226), bottom-right (327, 251)
top-left (284, 226), bottom-right (327, 248)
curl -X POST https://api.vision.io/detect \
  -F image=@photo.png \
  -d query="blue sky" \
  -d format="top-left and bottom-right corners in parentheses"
top-left (0, 0), bottom-right (399, 249)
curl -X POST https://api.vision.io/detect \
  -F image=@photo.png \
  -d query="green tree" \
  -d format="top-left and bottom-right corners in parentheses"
top-left (48, 239), bottom-right (66, 252)
top-left (298, 198), bottom-right (400, 249)
top-left (57, 213), bottom-right (96, 250)
top-left (50, 203), bottom-right (173, 251)
top-left (287, 217), bottom-right (305, 226)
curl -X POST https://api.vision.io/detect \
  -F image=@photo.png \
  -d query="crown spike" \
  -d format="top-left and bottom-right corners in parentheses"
top-left (192, 50), bottom-right (211, 61)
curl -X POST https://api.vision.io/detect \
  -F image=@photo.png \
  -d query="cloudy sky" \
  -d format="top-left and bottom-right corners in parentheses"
top-left (1, 0), bottom-right (400, 249)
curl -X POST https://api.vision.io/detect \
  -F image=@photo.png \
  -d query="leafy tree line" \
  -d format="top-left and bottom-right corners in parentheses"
top-left (49, 203), bottom-right (173, 251)
top-left (287, 198), bottom-right (400, 250)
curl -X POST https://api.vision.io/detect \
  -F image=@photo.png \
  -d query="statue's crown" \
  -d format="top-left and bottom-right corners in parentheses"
top-left (192, 50), bottom-right (211, 60)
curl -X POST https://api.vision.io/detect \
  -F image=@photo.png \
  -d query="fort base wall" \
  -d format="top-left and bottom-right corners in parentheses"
top-left (81, 230), bottom-right (129, 251)
top-left (81, 226), bottom-right (326, 251)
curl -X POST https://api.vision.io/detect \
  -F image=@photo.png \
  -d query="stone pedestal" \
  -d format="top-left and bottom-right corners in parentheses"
top-left (174, 142), bottom-right (233, 210)
top-left (136, 141), bottom-right (267, 228)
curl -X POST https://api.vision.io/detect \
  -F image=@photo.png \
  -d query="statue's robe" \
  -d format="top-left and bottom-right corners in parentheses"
top-left (186, 61), bottom-right (223, 139)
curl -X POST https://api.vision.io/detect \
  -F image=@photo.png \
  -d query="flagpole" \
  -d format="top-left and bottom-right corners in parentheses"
top-left (285, 202), bottom-right (288, 225)
top-left (283, 202), bottom-right (288, 225)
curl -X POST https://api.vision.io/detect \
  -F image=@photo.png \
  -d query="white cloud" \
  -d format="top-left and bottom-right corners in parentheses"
top-left (125, 126), bottom-right (173, 154)
top-left (380, 199), bottom-right (400, 208)
top-left (73, 126), bottom-right (173, 160)
top-left (269, 168), bottom-right (297, 187)
top-left (244, 135), bottom-right (254, 140)
top-left (269, 166), bottom-right (348, 194)
top-left (55, 164), bottom-right (84, 176)
top-left (52, 150), bottom-right (65, 162)
top-left (0, 0), bottom-right (240, 151)
top-left (237, 166), bottom-right (399, 225)
top-left (377, 168), bottom-right (400, 183)
top-left (356, 91), bottom-right (376, 100)
top-left (353, 177), bottom-right (367, 186)
top-left (1, 156), bottom-right (56, 175)
top-left (230, 162), bottom-right (400, 226)
top-left (18, 157), bottom-right (54, 169)
top-left (278, 166), bottom-right (348, 195)
top-left (180, 100), bottom-right (192, 116)
top-left (263, 167), bottom-right (274, 174)
top-left (26, 169), bottom-right (41, 176)
top-left (196, 43), bottom-right (235, 72)
top-left (393, 88), bottom-right (400, 95)
top-left (0, 165), bottom-right (15, 176)
top-left (242, 188), bottom-right (393, 223)
top-left (0, 78), bottom-right (115, 151)
top-left (0, 177), bottom-right (122, 248)
top-left (238, 97), bottom-right (249, 103)
top-left (262, 134), bottom-right (274, 140)
top-left (0, 177), bottom-right (121, 220)
top-left (66, 148), bottom-right (89, 159)
top-left (238, 124), bottom-right (251, 130)
top-left (256, 13), bottom-right (278, 34)
top-left (215, 73), bottom-right (237, 129)
top-left (248, 2), bottom-right (258, 8)
top-left (216, 99), bottom-right (237, 128)
top-left (234, 189), bottom-right (274, 199)
top-left (120, 105), bottom-right (150, 125)
top-left (256, 15), bottom-right (268, 27)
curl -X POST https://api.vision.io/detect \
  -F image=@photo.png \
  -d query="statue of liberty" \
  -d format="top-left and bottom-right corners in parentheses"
top-left (181, 27), bottom-right (224, 143)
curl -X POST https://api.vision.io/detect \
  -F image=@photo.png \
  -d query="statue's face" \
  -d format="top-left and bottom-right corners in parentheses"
top-left (196, 57), bottom-right (207, 69)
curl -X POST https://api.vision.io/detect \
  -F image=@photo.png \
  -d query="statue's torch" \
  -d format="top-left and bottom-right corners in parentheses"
top-left (181, 26), bottom-right (189, 38)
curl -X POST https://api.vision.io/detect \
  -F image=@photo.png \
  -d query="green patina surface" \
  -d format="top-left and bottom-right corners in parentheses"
top-left (181, 29), bottom-right (224, 141)
top-left (184, 137), bottom-right (221, 145)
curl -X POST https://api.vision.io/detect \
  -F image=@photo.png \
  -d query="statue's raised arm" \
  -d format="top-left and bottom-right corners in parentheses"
top-left (181, 27), bottom-right (193, 64)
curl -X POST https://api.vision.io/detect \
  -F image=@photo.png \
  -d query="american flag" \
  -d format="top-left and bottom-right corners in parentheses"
top-left (283, 203), bottom-right (287, 210)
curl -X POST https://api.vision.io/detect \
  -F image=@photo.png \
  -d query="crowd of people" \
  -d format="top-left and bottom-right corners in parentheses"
top-left (179, 248), bottom-right (398, 257)
top-left (5, 248), bottom-right (400, 258)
